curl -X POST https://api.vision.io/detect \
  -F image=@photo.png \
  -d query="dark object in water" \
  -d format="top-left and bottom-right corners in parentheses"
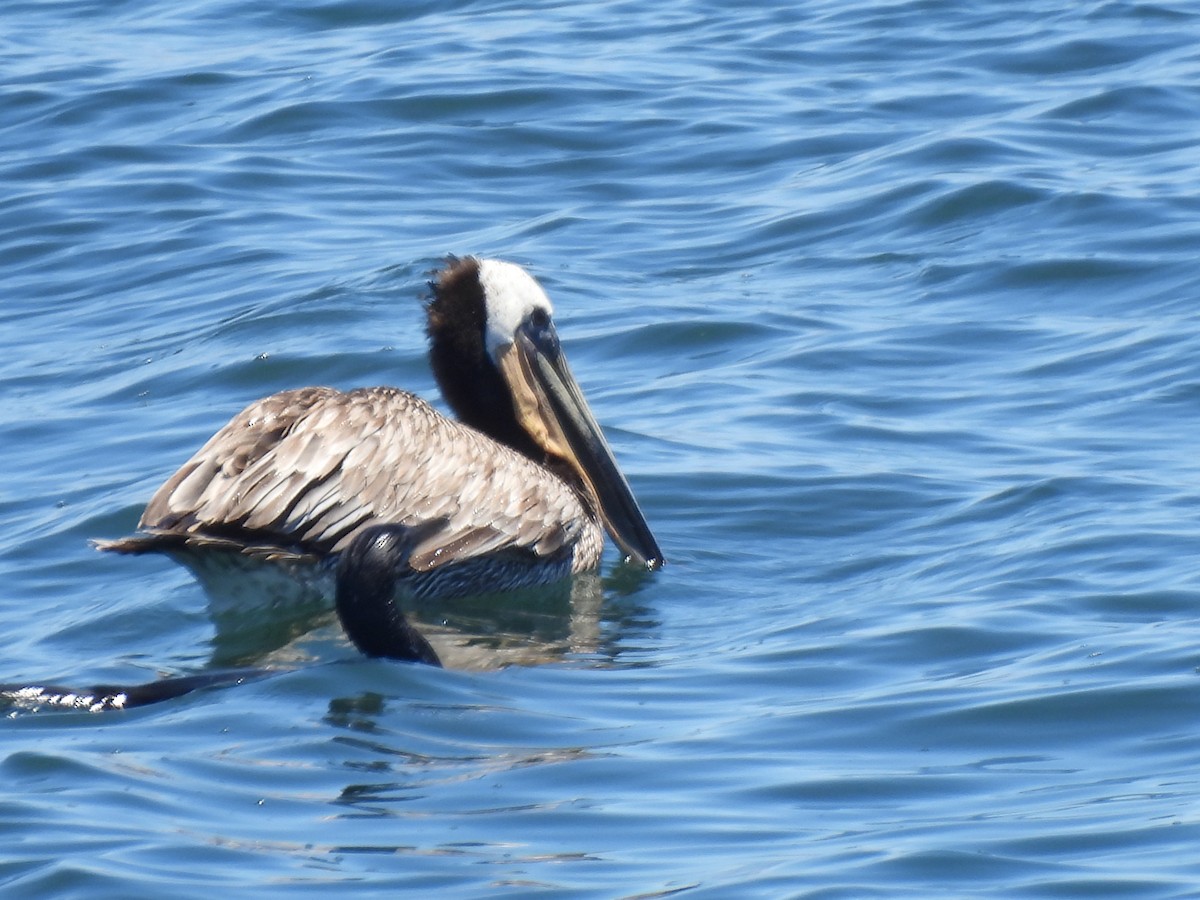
top-left (2, 524), bottom-right (440, 715)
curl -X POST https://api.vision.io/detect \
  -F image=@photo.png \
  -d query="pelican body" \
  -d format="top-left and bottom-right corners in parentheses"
top-left (100, 258), bottom-right (663, 605)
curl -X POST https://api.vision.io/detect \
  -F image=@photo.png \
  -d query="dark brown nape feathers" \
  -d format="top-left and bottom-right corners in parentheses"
top-left (425, 256), bottom-right (543, 462)
top-left (426, 256), bottom-right (486, 375)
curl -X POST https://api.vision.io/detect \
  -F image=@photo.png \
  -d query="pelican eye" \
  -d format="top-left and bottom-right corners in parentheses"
top-left (522, 308), bottom-right (560, 359)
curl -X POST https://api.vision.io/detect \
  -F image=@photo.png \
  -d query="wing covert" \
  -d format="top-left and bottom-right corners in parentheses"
top-left (138, 386), bottom-right (591, 569)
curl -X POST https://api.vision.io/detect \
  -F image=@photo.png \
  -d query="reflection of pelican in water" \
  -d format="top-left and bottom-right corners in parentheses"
top-left (2, 517), bottom-right (656, 713)
top-left (2, 525), bottom-right (440, 712)
top-left (98, 257), bottom-right (663, 613)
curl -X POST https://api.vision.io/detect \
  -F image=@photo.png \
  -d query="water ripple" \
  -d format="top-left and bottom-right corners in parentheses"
top-left (4, 0), bottom-right (1200, 895)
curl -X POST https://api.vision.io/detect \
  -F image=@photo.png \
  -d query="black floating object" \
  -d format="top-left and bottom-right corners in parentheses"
top-left (334, 524), bottom-right (442, 667)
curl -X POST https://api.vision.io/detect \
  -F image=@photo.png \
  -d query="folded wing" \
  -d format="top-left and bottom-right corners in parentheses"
top-left (132, 386), bottom-right (590, 571)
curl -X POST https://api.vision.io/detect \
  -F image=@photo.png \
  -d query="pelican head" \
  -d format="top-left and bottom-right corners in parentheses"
top-left (427, 257), bottom-right (663, 569)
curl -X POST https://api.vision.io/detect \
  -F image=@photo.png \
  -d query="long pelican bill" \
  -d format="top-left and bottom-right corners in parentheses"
top-left (496, 317), bottom-right (664, 569)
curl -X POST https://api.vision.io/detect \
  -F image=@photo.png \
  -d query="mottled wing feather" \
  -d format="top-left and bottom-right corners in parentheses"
top-left (138, 387), bottom-right (590, 569)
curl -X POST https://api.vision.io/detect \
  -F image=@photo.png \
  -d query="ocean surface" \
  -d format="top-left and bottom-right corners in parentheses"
top-left (3, 0), bottom-right (1200, 895)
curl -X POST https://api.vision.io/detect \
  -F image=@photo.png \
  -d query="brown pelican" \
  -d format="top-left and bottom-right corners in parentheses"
top-left (98, 257), bottom-right (663, 606)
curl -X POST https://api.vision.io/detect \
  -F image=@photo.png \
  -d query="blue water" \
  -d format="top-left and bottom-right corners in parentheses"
top-left (3, 0), bottom-right (1200, 895)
